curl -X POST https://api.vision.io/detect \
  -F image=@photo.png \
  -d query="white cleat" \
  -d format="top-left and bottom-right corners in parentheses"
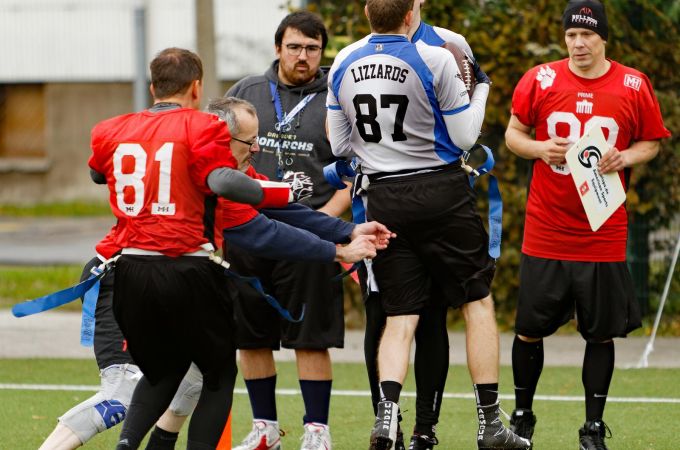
top-left (300, 422), bottom-right (332, 450)
top-left (233, 419), bottom-right (284, 450)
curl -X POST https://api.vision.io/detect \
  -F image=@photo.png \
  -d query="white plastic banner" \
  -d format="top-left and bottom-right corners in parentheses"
top-left (565, 126), bottom-right (626, 232)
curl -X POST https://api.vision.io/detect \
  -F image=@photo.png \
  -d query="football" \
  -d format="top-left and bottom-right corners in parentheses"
top-left (441, 42), bottom-right (476, 98)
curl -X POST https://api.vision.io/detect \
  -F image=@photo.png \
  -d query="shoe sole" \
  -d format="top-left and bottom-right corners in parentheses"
top-left (370, 436), bottom-right (394, 450)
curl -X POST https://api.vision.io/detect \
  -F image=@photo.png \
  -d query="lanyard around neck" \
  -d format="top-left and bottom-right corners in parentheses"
top-left (269, 80), bottom-right (318, 178)
top-left (269, 81), bottom-right (317, 131)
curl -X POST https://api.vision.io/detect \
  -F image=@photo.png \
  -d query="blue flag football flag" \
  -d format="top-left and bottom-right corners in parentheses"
top-left (12, 273), bottom-right (105, 318)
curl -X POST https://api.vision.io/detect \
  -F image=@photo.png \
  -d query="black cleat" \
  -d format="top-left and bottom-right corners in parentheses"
top-left (408, 433), bottom-right (438, 450)
top-left (394, 427), bottom-right (406, 450)
top-left (579, 420), bottom-right (611, 450)
top-left (509, 409), bottom-right (537, 441)
top-left (477, 403), bottom-right (531, 450)
top-left (369, 401), bottom-right (399, 450)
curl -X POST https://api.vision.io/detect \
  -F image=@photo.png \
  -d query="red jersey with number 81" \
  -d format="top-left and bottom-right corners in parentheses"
top-left (89, 107), bottom-right (237, 257)
top-left (511, 58), bottom-right (670, 261)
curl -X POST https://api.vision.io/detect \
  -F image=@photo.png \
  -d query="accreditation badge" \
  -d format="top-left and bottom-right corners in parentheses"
top-left (565, 126), bottom-right (626, 232)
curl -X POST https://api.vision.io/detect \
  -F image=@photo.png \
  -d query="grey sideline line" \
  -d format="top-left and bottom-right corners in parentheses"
top-left (1, 383), bottom-right (678, 404)
top-left (1, 311), bottom-right (678, 368)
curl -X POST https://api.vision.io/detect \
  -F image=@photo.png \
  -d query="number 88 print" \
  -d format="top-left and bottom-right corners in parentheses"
top-left (113, 143), bottom-right (176, 216)
top-left (546, 112), bottom-right (619, 175)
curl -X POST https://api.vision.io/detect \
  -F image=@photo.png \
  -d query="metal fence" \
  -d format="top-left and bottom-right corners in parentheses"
top-left (628, 215), bottom-right (680, 316)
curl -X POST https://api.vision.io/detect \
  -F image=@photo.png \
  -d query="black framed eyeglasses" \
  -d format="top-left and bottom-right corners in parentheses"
top-left (285, 44), bottom-right (322, 57)
top-left (232, 136), bottom-right (258, 150)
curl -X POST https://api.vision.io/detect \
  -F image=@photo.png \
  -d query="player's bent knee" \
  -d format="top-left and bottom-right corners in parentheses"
top-left (59, 394), bottom-right (126, 443)
top-left (59, 364), bottom-right (141, 443)
top-left (168, 363), bottom-right (203, 416)
top-left (461, 295), bottom-right (495, 321)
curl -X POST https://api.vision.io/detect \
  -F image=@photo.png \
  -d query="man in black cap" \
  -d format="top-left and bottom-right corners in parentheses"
top-left (505, 1), bottom-right (670, 449)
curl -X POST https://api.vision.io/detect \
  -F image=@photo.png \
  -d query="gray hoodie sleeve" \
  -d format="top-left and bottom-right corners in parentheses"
top-left (207, 168), bottom-right (264, 205)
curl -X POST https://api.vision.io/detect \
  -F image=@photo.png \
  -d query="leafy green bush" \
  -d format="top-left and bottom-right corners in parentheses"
top-left (308, 0), bottom-right (680, 323)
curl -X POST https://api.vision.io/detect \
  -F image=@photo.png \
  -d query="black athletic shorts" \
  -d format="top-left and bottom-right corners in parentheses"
top-left (365, 163), bottom-right (495, 315)
top-left (514, 254), bottom-right (642, 341)
top-left (112, 255), bottom-right (236, 388)
top-left (227, 246), bottom-right (344, 350)
top-left (81, 257), bottom-right (134, 370)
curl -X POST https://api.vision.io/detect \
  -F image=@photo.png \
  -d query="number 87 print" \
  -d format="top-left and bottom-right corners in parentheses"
top-left (353, 94), bottom-right (409, 143)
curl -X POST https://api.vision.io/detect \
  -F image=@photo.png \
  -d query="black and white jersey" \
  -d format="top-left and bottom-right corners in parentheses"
top-left (327, 34), bottom-right (486, 174)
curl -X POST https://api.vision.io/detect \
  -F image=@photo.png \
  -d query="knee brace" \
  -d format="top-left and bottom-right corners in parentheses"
top-left (59, 364), bottom-right (142, 443)
top-left (168, 363), bottom-right (203, 417)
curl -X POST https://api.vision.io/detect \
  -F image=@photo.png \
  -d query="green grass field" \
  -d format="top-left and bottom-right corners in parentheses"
top-left (0, 265), bottom-right (83, 310)
top-left (0, 202), bottom-right (110, 217)
top-left (1, 360), bottom-right (678, 449)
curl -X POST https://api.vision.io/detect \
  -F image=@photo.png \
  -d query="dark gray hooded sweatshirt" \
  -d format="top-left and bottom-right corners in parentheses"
top-left (227, 60), bottom-right (342, 210)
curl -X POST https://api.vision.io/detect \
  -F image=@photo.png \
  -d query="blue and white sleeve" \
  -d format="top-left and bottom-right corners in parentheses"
top-left (431, 46), bottom-right (489, 150)
top-left (326, 66), bottom-right (354, 158)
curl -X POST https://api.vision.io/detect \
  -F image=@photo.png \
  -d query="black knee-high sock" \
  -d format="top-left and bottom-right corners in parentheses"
top-left (413, 303), bottom-right (449, 436)
top-left (117, 372), bottom-right (186, 450)
top-left (583, 341), bottom-right (615, 422)
top-left (145, 426), bottom-right (179, 450)
top-left (380, 381), bottom-right (402, 404)
top-left (186, 362), bottom-right (237, 449)
top-left (364, 292), bottom-right (385, 416)
top-left (474, 383), bottom-right (499, 408)
top-left (245, 375), bottom-right (277, 421)
top-left (512, 336), bottom-right (544, 410)
top-left (300, 379), bottom-right (333, 425)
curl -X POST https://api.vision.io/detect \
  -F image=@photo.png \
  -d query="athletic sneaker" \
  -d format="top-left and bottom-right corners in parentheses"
top-left (579, 420), bottom-right (611, 450)
top-left (369, 401), bottom-right (399, 450)
top-left (408, 432), bottom-right (439, 450)
top-left (300, 422), bottom-right (331, 450)
top-left (477, 403), bottom-right (531, 450)
top-left (233, 420), bottom-right (284, 450)
top-left (509, 409), bottom-right (537, 441)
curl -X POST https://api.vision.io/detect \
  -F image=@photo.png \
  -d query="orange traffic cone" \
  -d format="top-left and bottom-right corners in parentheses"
top-left (216, 411), bottom-right (232, 450)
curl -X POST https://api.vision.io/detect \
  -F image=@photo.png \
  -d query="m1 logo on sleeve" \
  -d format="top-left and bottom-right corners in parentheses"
top-left (624, 74), bottom-right (642, 91)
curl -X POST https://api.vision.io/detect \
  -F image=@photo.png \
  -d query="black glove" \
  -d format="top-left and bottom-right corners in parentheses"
top-left (472, 58), bottom-right (491, 85)
top-left (283, 170), bottom-right (314, 203)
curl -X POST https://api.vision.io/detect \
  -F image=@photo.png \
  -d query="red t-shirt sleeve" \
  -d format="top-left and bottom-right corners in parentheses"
top-left (244, 166), bottom-right (291, 209)
top-left (635, 73), bottom-right (671, 142)
top-left (89, 124), bottom-right (107, 174)
top-left (511, 66), bottom-right (540, 127)
top-left (219, 198), bottom-right (259, 229)
top-left (188, 115), bottom-right (238, 194)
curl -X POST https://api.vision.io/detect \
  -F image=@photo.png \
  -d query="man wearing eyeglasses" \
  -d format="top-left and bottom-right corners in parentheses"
top-left (207, 97), bottom-right (261, 173)
top-left (226, 10), bottom-right (350, 450)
